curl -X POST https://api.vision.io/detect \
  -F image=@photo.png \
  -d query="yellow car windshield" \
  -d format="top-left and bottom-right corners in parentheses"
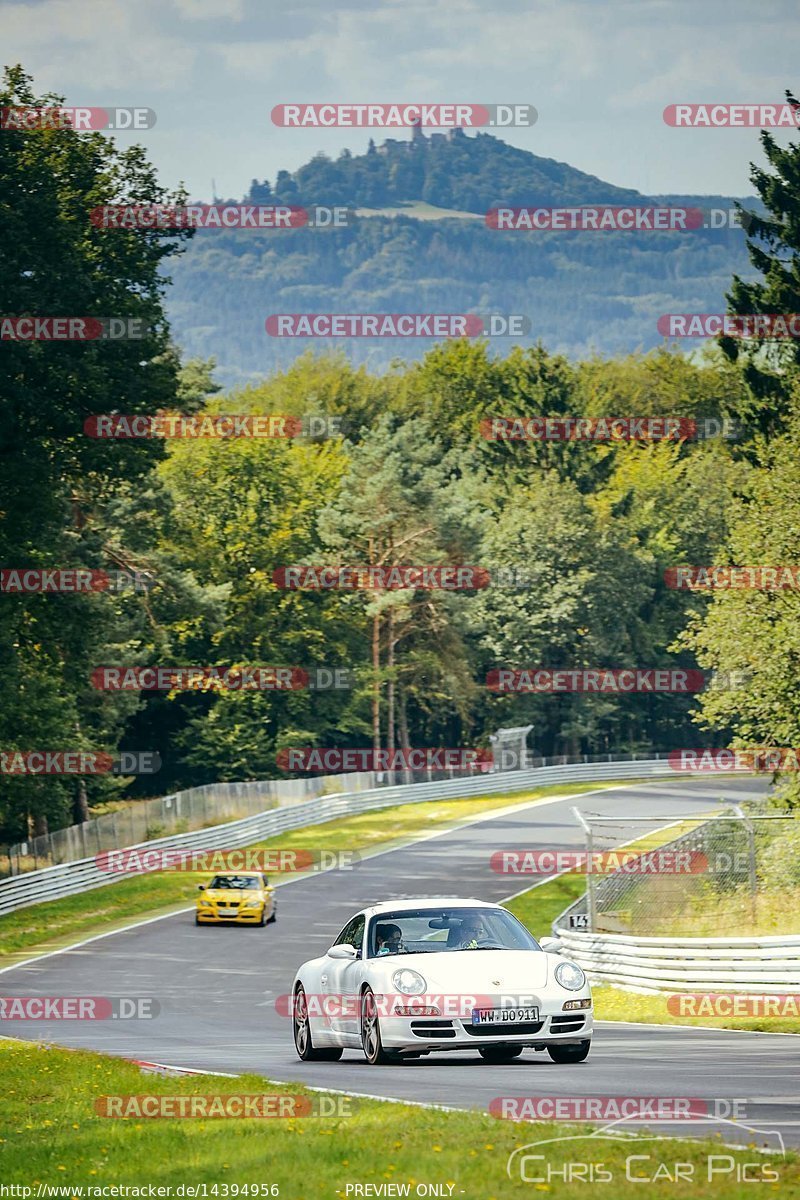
top-left (208, 875), bottom-right (260, 889)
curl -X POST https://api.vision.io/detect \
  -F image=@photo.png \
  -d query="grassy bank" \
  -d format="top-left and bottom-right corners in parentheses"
top-left (592, 984), bottom-right (800, 1034)
top-left (1, 1039), bottom-right (794, 1197)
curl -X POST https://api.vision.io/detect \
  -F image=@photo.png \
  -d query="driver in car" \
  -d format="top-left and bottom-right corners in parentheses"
top-left (459, 915), bottom-right (488, 949)
top-left (376, 924), bottom-right (404, 955)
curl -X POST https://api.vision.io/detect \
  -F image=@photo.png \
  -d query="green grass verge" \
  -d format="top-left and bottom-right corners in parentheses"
top-left (592, 984), bottom-right (800, 1034)
top-left (2, 1040), bottom-right (795, 1196)
top-left (505, 872), bottom-right (587, 931)
top-left (504, 822), bottom-right (800, 1034)
top-left (0, 780), bottom-right (628, 962)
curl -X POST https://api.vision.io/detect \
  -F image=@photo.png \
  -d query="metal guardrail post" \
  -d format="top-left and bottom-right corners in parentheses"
top-left (572, 805), bottom-right (596, 933)
top-left (732, 803), bottom-right (758, 926)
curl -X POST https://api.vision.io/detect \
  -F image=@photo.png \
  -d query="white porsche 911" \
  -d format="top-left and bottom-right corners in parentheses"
top-left (291, 898), bottom-right (592, 1065)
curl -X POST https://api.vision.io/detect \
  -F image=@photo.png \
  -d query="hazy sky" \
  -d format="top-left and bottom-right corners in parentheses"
top-left (3, 0), bottom-right (799, 200)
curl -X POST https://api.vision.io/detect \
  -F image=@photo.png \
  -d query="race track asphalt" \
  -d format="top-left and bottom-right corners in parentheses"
top-left (2, 775), bottom-right (798, 1150)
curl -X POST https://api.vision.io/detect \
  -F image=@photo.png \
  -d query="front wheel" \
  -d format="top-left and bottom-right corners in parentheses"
top-left (360, 988), bottom-right (398, 1065)
top-left (293, 985), bottom-right (343, 1062)
top-left (478, 1045), bottom-right (524, 1063)
top-left (547, 1040), bottom-right (591, 1063)
top-left (266, 905), bottom-right (277, 924)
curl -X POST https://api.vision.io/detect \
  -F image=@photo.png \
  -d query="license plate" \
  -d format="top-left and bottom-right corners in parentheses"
top-left (471, 1006), bottom-right (539, 1025)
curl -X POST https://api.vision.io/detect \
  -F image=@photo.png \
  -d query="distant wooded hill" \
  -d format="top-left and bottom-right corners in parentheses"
top-left (167, 129), bottom-right (759, 386)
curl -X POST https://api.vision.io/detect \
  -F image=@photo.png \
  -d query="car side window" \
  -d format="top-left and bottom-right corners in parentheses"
top-left (334, 914), bottom-right (365, 952)
top-left (262, 874), bottom-right (269, 887)
top-left (333, 919), bottom-right (353, 946)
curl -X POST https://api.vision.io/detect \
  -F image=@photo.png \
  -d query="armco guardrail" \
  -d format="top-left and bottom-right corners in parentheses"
top-left (0, 756), bottom-right (675, 915)
top-left (551, 927), bottom-right (800, 993)
top-left (2, 750), bottom-right (678, 877)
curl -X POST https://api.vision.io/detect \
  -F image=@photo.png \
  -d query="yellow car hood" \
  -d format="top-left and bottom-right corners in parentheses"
top-left (201, 889), bottom-right (263, 902)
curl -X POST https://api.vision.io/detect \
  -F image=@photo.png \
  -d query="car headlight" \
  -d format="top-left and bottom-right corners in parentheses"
top-left (554, 961), bottom-right (586, 991)
top-left (242, 899), bottom-right (262, 909)
top-left (392, 969), bottom-right (427, 995)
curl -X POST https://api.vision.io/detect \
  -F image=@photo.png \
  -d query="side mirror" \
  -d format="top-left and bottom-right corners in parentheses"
top-left (328, 943), bottom-right (358, 960)
top-left (197, 883), bottom-right (205, 891)
top-left (539, 936), bottom-right (561, 953)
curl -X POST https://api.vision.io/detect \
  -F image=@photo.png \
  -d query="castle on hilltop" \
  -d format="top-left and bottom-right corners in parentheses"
top-left (376, 125), bottom-right (467, 154)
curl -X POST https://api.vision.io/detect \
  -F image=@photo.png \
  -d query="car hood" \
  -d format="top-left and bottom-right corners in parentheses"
top-left (203, 889), bottom-right (260, 901)
top-left (385, 949), bottom-right (552, 991)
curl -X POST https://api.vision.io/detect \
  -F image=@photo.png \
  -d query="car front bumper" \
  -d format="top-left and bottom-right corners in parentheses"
top-left (196, 906), bottom-right (264, 923)
top-left (378, 1002), bottom-right (593, 1050)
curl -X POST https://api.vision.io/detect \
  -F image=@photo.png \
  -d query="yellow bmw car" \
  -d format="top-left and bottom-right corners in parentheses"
top-left (195, 871), bottom-right (276, 926)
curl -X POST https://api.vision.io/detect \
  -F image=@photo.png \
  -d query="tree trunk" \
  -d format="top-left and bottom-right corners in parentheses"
top-left (387, 608), bottom-right (396, 782)
top-left (372, 609), bottom-right (381, 759)
top-left (74, 778), bottom-right (90, 823)
top-left (398, 687), bottom-right (413, 784)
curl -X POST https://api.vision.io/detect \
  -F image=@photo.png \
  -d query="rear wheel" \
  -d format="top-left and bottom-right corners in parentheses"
top-left (478, 1045), bottom-right (524, 1063)
top-left (293, 985), bottom-right (342, 1062)
top-left (548, 1040), bottom-right (591, 1063)
top-left (360, 988), bottom-right (399, 1065)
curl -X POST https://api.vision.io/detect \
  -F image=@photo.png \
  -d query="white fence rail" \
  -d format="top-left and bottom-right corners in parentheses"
top-left (552, 928), bottom-right (800, 993)
top-left (0, 757), bottom-right (675, 916)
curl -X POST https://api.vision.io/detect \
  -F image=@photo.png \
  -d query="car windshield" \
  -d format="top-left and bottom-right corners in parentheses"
top-left (208, 875), bottom-right (260, 890)
top-left (367, 907), bottom-right (540, 957)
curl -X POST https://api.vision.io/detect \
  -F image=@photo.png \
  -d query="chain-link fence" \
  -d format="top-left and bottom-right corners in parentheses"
top-left (0, 773), bottom-right (370, 877)
top-left (560, 807), bottom-right (800, 938)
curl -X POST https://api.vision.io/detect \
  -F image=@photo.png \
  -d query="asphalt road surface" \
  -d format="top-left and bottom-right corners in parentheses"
top-left (3, 775), bottom-right (798, 1150)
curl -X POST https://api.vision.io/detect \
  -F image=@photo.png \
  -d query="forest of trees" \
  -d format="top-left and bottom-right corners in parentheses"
top-left (2, 65), bottom-right (800, 844)
top-left (247, 127), bottom-right (739, 214)
top-left (169, 209), bottom-right (755, 387)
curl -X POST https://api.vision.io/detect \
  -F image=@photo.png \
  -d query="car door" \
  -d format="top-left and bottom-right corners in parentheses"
top-left (321, 913), bottom-right (366, 1043)
top-left (261, 873), bottom-right (275, 918)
